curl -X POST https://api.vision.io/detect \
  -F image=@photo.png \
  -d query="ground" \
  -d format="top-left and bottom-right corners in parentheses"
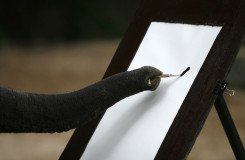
top-left (0, 41), bottom-right (244, 160)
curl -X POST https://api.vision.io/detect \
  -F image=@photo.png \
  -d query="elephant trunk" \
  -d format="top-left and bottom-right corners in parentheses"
top-left (0, 66), bottom-right (162, 133)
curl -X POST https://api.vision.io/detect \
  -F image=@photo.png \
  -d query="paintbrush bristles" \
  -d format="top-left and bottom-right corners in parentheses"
top-left (180, 67), bottom-right (190, 76)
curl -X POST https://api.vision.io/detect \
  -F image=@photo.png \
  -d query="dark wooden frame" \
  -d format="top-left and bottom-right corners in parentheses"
top-left (60, 0), bottom-right (245, 159)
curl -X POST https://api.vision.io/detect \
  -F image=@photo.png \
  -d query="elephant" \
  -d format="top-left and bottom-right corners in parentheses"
top-left (0, 66), bottom-right (162, 133)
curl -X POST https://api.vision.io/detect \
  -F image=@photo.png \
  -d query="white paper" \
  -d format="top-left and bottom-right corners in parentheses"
top-left (81, 22), bottom-right (222, 160)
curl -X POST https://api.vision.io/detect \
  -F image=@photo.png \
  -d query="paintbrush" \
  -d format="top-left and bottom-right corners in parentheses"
top-left (148, 67), bottom-right (190, 85)
top-left (155, 67), bottom-right (190, 78)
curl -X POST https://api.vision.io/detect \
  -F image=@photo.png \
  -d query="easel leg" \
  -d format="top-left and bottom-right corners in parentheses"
top-left (214, 95), bottom-right (245, 160)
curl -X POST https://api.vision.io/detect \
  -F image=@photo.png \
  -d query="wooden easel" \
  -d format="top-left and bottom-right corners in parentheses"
top-left (60, 0), bottom-right (245, 159)
top-left (214, 80), bottom-right (245, 159)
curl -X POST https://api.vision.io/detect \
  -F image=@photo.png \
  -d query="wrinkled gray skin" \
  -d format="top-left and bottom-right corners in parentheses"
top-left (0, 66), bottom-right (162, 133)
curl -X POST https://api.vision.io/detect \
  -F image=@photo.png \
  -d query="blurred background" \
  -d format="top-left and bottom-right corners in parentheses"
top-left (0, 1), bottom-right (244, 159)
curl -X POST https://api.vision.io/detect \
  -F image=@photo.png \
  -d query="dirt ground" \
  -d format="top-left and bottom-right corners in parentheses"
top-left (0, 41), bottom-right (244, 160)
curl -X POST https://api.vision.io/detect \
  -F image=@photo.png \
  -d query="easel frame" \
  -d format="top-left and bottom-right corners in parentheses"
top-left (215, 95), bottom-right (245, 159)
top-left (60, 0), bottom-right (245, 159)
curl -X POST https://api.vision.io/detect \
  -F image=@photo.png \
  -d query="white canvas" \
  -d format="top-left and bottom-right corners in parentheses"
top-left (80, 22), bottom-right (222, 160)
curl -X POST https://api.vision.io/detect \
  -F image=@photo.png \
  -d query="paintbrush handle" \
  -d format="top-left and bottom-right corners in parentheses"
top-left (155, 74), bottom-right (179, 78)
